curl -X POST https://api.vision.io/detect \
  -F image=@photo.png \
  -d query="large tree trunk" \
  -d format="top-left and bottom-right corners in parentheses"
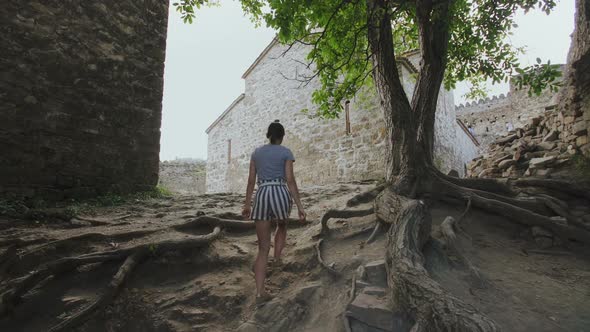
top-left (413, 0), bottom-right (453, 164)
top-left (558, 0), bottom-right (590, 120)
top-left (365, 0), bottom-right (500, 329)
top-left (366, 0), bottom-right (428, 193)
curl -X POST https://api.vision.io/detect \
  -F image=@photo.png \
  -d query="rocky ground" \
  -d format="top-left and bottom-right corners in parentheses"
top-left (0, 181), bottom-right (589, 331)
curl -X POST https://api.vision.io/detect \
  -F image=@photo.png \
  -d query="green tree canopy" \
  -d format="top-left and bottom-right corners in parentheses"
top-left (175, 0), bottom-right (561, 118)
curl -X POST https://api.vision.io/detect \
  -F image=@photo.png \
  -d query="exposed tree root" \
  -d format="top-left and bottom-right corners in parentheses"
top-left (0, 254), bottom-right (125, 316)
top-left (438, 172), bottom-right (515, 196)
top-left (20, 230), bottom-right (158, 258)
top-left (342, 313), bottom-right (353, 332)
top-left (70, 217), bottom-right (110, 227)
top-left (365, 221), bottom-right (382, 245)
top-left (0, 245), bottom-right (18, 278)
top-left (377, 190), bottom-right (498, 331)
top-left (511, 178), bottom-right (590, 201)
top-left (346, 184), bottom-right (385, 207)
top-left (0, 237), bottom-right (53, 248)
top-left (536, 194), bottom-right (590, 233)
top-left (523, 249), bottom-right (572, 256)
top-left (175, 216), bottom-right (310, 233)
top-left (0, 227), bottom-right (222, 322)
top-left (314, 239), bottom-right (340, 277)
top-left (48, 251), bottom-right (146, 332)
top-left (440, 216), bottom-right (457, 244)
top-left (341, 273), bottom-right (356, 332)
top-left (439, 216), bottom-right (487, 288)
top-left (429, 176), bottom-right (590, 245)
top-left (338, 225), bottom-right (375, 240)
top-left (366, 165), bottom-right (590, 330)
top-left (320, 208), bottom-right (375, 235)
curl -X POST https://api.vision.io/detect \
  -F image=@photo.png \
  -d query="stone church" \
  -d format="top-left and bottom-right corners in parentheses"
top-left (205, 39), bottom-right (479, 193)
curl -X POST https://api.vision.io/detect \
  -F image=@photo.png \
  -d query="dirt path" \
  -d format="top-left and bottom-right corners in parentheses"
top-left (1, 182), bottom-right (589, 331)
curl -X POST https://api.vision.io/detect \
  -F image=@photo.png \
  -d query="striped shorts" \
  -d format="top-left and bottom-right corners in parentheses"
top-left (251, 179), bottom-right (293, 221)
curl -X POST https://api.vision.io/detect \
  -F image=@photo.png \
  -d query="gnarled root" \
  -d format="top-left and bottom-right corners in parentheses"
top-left (0, 227), bottom-right (222, 321)
top-left (48, 251), bottom-right (146, 332)
top-left (314, 239), bottom-right (340, 277)
top-left (365, 221), bottom-right (383, 244)
top-left (440, 216), bottom-right (487, 288)
top-left (320, 208), bottom-right (375, 235)
top-left (511, 178), bottom-right (590, 201)
top-left (346, 184), bottom-right (386, 207)
top-left (377, 189), bottom-right (498, 331)
top-left (428, 175), bottom-right (590, 245)
top-left (175, 216), bottom-right (310, 233)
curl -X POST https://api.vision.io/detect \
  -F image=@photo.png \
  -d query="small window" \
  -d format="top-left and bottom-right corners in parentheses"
top-left (345, 100), bottom-right (351, 135)
top-left (227, 139), bottom-right (231, 164)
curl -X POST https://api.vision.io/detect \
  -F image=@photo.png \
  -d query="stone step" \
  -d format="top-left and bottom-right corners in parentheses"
top-left (363, 259), bottom-right (387, 288)
top-left (346, 288), bottom-right (408, 332)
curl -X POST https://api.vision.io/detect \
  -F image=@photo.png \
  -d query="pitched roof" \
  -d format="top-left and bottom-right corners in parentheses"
top-left (206, 40), bottom-right (421, 134)
top-left (205, 94), bottom-right (245, 134)
top-left (241, 37), bottom-right (279, 79)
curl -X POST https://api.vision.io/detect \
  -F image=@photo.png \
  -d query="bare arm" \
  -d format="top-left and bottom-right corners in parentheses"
top-left (285, 160), bottom-right (305, 221)
top-left (242, 159), bottom-right (257, 219)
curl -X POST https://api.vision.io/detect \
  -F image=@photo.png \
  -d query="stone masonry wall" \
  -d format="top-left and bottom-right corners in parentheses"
top-left (158, 160), bottom-right (206, 195)
top-left (456, 77), bottom-right (562, 148)
top-left (206, 42), bottom-right (479, 193)
top-left (0, 1), bottom-right (168, 199)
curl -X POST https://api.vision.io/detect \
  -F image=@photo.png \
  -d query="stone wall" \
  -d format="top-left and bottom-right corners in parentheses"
top-left (558, 0), bottom-right (590, 150)
top-left (0, 1), bottom-right (168, 199)
top-left (456, 77), bottom-right (562, 148)
top-left (206, 42), bottom-right (479, 193)
top-left (158, 160), bottom-right (206, 195)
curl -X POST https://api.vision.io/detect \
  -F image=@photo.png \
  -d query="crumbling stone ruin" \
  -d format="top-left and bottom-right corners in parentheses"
top-left (0, 1), bottom-right (168, 199)
top-left (456, 70), bottom-right (564, 148)
top-left (467, 108), bottom-right (590, 179)
top-left (158, 159), bottom-right (206, 195)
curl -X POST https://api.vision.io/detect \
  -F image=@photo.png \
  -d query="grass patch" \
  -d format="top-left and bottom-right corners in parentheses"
top-left (0, 186), bottom-right (174, 219)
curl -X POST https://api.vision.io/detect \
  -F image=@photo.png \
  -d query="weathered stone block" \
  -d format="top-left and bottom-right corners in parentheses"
top-left (576, 135), bottom-right (589, 147)
top-left (347, 292), bottom-right (401, 331)
top-left (537, 141), bottom-right (557, 151)
top-left (498, 159), bottom-right (516, 170)
top-left (529, 156), bottom-right (556, 169)
top-left (364, 260), bottom-right (387, 287)
top-left (572, 121), bottom-right (588, 136)
top-left (542, 130), bottom-right (558, 142)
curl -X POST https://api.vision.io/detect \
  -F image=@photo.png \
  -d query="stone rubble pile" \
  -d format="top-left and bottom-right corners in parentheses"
top-left (467, 110), bottom-right (590, 179)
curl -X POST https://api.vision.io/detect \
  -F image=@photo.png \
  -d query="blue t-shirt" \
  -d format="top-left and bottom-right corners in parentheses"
top-left (251, 144), bottom-right (295, 181)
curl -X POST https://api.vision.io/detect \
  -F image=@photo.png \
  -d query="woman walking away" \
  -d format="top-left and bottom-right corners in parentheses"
top-left (241, 120), bottom-right (306, 305)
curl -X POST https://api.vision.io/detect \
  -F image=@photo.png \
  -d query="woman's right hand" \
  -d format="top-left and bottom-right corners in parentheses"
top-left (298, 208), bottom-right (306, 222)
top-left (242, 205), bottom-right (251, 220)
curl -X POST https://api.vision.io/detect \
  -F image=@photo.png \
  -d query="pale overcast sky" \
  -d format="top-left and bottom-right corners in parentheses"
top-left (160, 0), bottom-right (575, 161)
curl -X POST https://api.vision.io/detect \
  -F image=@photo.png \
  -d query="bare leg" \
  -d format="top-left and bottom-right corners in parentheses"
top-left (274, 221), bottom-right (287, 260)
top-left (254, 220), bottom-right (272, 296)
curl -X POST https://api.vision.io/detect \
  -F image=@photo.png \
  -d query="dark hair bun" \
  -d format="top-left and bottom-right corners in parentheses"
top-left (267, 121), bottom-right (285, 143)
